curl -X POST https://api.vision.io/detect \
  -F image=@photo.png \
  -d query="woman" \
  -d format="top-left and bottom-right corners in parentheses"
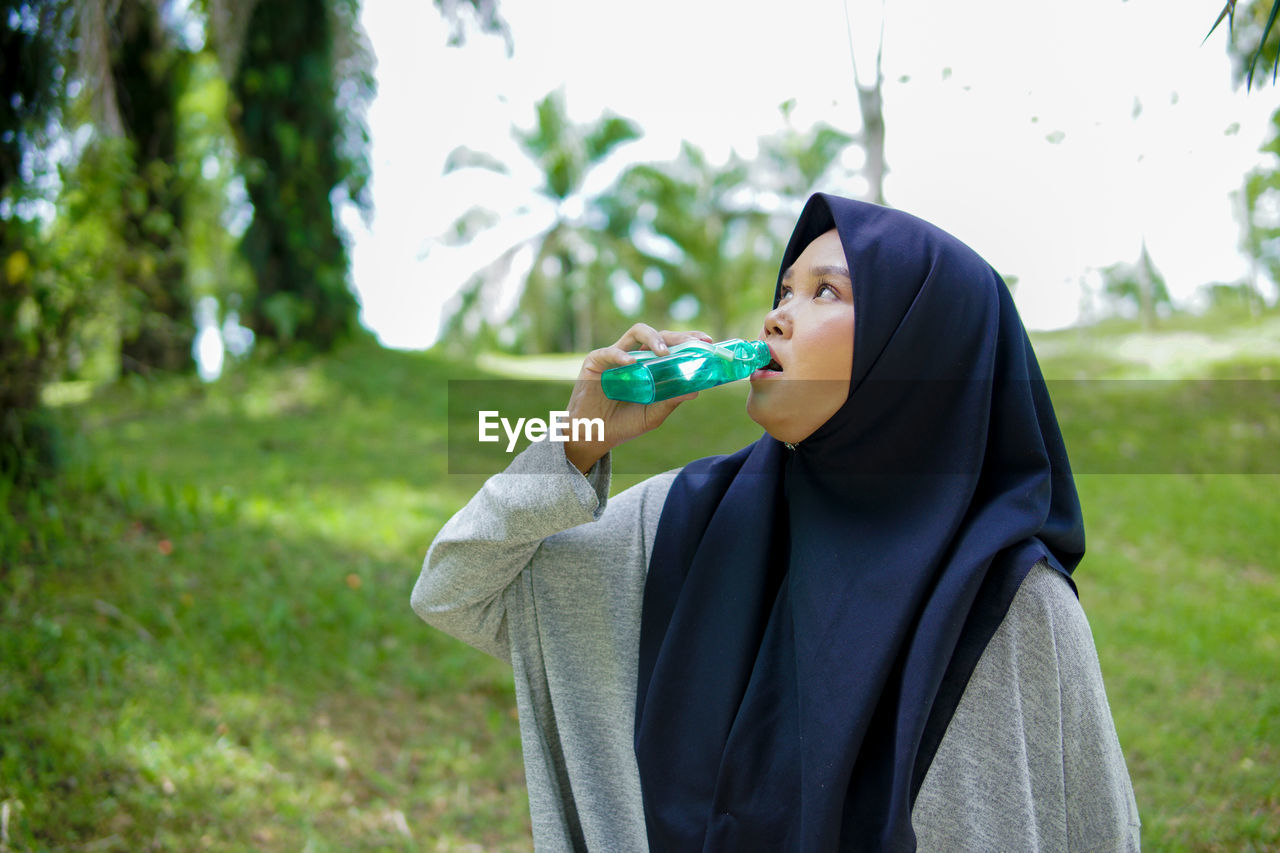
top-left (412, 193), bottom-right (1141, 851)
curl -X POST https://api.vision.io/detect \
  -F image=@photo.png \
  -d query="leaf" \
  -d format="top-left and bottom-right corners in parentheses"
top-left (442, 145), bottom-right (509, 175)
top-left (1203, 0), bottom-right (1236, 45)
top-left (584, 116), bottom-right (642, 163)
top-left (443, 206), bottom-right (500, 246)
top-left (526, 90), bottom-right (568, 157)
top-left (1246, 0), bottom-right (1280, 90)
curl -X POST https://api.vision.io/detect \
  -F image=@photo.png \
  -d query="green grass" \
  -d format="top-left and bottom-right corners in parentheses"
top-left (2, 309), bottom-right (1279, 851)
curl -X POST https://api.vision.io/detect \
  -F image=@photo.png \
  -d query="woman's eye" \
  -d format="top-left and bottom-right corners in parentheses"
top-left (817, 283), bottom-right (836, 298)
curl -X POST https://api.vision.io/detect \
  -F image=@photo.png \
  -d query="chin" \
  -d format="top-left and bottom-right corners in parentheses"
top-left (748, 382), bottom-right (847, 445)
top-left (746, 393), bottom-right (802, 444)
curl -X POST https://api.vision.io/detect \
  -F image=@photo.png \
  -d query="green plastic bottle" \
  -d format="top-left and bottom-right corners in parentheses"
top-left (601, 338), bottom-right (771, 404)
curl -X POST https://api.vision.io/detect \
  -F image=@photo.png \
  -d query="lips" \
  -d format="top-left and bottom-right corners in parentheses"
top-left (751, 343), bottom-right (784, 381)
top-left (765, 342), bottom-right (783, 372)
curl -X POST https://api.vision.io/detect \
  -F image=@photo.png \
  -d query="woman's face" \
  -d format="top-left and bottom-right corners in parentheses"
top-left (747, 229), bottom-right (855, 444)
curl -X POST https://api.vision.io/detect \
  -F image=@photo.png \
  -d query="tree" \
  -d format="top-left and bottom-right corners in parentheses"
top-left (607, 117), bottom-right (854, 341)
top-left (1098, 242), bottom-right (1172, 327)
top-left (441, 95), bottom-right (860, 351)
top-left (603, 134), bottom-right (849, 342)
top-left (843, 0), bottom-right (888, 203)
top-left (177, 48), bottom-right (256, 338)
top-left (757, 103), bottom-right (856, 201)
top-left (108, 0), bottom-right (194, 374)
top-left (1, 0), bottom-right (77, 484)
top-left (1240, 105), bottom-right (1280, 310)
top-left (70, 0), bottom-right (207, 376)
top-left (601, 145), bottom-right (770, 341)
top-left (438, 89), bottom-right (641, 353)
top-left (223, 0), bottom-right (373, 351)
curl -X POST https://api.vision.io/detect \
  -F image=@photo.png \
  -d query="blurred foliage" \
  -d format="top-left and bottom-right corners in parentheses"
top-left (1211, 0), bottom-right (1280, 90)
top-left (1097, 242), bottom-right (1173, 329)
top-left (758, 102), bottom-right (856, 198)
top-left (603, 145), bottom-right (774, 341)
top-left (1201, 279), bottom-right (1267, 310)
top-left (177, 49), bottom-right (254, 315)
top-left (107, 0), bottom-right (195, 375)
top-left (1242, 104), bottom-right (1280, 311)
top-left (438, 88), bottom-right (642, 354)
top-left (3, 0), bottom-right (377, 495)
top-left (439, 95), bottom-right (857, 355)
top-left (46, 136), bottom-right (131, 382)
top-left (1, 0), bottom-right (76, 485)
top-left (435, 0), bottom-right (512, 55)
top-left (228, 0), bottom-right (373, 352)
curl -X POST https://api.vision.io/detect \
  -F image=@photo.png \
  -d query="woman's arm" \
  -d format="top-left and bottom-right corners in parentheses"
top-left (411, 438), bottom-right (616, 660)
top-left (412, 430), bottom-right (678, 853)
top-left (413, 324), bottom-right (708, 658)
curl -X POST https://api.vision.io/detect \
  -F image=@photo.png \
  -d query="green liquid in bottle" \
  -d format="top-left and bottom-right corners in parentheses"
top-left (600, 339), bottom-right (771, 404)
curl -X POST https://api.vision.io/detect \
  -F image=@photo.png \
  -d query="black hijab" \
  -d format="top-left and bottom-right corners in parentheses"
top-left (634, 193), bottom-right (1085, 852)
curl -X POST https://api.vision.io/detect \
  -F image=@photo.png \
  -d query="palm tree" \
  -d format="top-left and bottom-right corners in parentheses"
top-left (601, 144), bottom-right (774, 341)
top-left (224, 0), bottom-right (373, 352)
top-left (600, 119), bottom-right (856, 341)
top-left (110, 0), bottom-right (193, 373)
top-left (72, 0), bottom-right (194, 373)
top-left (437, 88), bottom-right (641, 353)
top-left (756, 102), bottom-right (856, 200)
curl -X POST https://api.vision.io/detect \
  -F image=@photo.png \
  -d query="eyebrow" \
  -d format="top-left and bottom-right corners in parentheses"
top-left (781, 264), bottom-right (852, 283)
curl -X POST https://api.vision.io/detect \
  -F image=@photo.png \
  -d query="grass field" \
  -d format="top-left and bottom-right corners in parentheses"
top-left (2, 309), bottom-right (1278, 851)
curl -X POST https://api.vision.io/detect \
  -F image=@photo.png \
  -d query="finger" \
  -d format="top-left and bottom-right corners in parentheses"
top-left (659, 329), bottom-right (713, 346)
top-left (616, 323), bottom-right (669, 356)
top-left (582, 345), bottom-right (637, 374)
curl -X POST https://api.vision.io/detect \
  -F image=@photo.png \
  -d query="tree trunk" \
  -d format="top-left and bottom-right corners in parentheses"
top-left (847, 0), bottom-right (888, 205)
top-left (231, 0), bottom-right (358, 352)
top-left (857, 82), bottom-right (887, 206)
top-left (1239, 182), bottom-right (1265, 316)
top-left (1136, 239), bottom-right (1156, 330)
top-left (112, 0), bottom-right (194, 374)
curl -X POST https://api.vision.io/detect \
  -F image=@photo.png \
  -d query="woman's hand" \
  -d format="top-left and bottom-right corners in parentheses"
top-left (563, 324), bottom-right (713, 474)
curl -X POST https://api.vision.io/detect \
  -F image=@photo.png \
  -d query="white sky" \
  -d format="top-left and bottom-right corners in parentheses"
top-left (346, 0), bottom-right (1279, 349)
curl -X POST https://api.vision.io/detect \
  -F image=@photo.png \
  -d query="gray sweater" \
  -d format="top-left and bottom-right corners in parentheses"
top-left (412, 439), bottom-right (1141, 851)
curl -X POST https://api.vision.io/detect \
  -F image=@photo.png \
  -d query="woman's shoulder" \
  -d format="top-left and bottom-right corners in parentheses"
top-left (945, 559), bottom-right (1107, 737)
top-left (602, 467), bottom-right (683, 543)
top-left (916, 560), bottom-right (1140, 849)
top-left (1001, 559), bottom-right (1097, 662)
top-left (1015, 558), bottom-right (1078, 607)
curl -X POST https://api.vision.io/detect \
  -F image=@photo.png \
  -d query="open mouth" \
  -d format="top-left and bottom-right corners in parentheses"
top-left (752, 345), bottom-right (783, 380)
top-left (765, 343), bottom-right (783, 372)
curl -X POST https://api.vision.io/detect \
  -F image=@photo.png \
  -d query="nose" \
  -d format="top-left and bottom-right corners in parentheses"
top-left (762, 301), bottom-right (790, 338)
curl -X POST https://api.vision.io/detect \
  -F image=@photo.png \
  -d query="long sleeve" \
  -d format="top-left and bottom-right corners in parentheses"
top-left (913, 561), bottom-right (1142, 851)
top-left (411, 437), bottom-right (678, 852)
top-left (411, 437), bottom-right (615, 661)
